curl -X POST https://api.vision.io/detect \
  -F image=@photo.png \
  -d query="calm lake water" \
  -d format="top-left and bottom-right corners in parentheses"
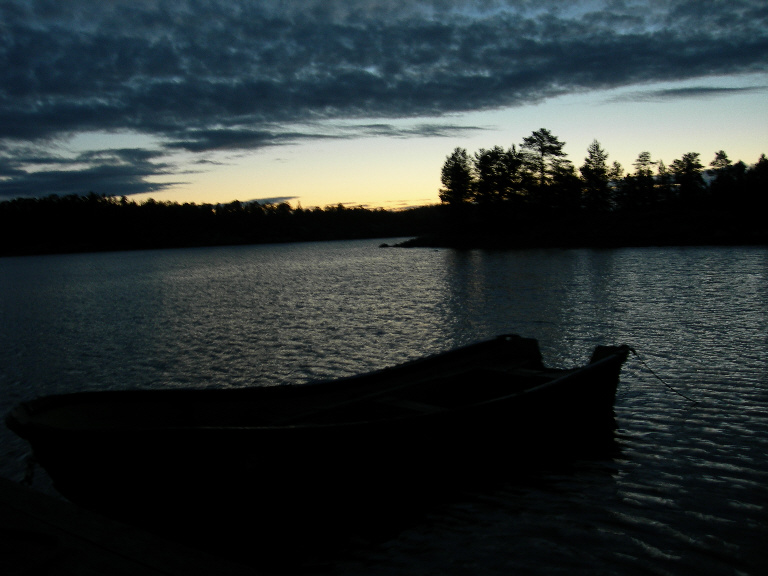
top-left (1, 240), bottom-right (767, 574)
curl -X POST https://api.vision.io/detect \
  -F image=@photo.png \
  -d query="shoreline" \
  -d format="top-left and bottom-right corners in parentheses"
top-left (1, 203), bottom-right (766, 257)
top-left (396, 208), bottom-right (768, 251)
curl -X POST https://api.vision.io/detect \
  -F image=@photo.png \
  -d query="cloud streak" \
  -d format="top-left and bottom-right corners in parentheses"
top-left (1, 0), bottom-right (767, 198)
top-left (0, 146), bottom-right (181, 198)
top-left (613, 85), bottom-right (768, 102)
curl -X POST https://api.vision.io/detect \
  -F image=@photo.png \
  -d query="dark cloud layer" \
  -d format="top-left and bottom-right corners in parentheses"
top-left (1, 0), bottom-right (766, 198)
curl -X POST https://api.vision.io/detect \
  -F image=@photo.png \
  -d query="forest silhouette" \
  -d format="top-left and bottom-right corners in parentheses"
top-left (419, 128), bottom-right (767, 249)
top-left (0, 196), bottom-right (437, 256)
top-left (1, 128), bottom-right (766, 256)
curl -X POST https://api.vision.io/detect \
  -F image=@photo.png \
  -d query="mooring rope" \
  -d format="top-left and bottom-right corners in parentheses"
top-left (628, 347), bottom-right (699, 404)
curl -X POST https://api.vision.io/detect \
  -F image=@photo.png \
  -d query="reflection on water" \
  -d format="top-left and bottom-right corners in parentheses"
top-left (1, 241), bottom-right (767, 574)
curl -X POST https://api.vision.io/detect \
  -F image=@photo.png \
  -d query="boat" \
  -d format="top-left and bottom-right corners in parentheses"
top-left (6, 334), bottom-right (630, 553)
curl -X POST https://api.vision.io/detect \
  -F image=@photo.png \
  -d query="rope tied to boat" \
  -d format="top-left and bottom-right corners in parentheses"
top-left (628, 347), bottom-right (699, 404)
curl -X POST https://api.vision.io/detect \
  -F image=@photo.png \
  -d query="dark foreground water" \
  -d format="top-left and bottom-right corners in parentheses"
top-left (1, 241), bottom-right (766, 574)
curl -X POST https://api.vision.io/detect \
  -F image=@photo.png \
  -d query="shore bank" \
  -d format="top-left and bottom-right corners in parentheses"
top-left (395, 208), bottom-right (768, 250)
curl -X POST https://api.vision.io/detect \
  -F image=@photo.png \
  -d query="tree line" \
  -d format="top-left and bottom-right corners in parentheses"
top-left (0, 194), bottom-right (437, 256)
top-left (426, 128), bottom-right (767, 248)
top-left (439, 128), bottom-right (767, 213)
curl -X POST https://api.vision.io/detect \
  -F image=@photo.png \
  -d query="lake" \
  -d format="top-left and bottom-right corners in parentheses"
top-left (1, 240), bottom-right (766, 574)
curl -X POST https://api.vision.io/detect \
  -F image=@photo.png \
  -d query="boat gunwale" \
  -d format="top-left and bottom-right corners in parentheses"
top-left (224, 348), bottom-right (629, 431)
top-left (7, 345), bottom-right (629, 435)
top-left (7, 334), bottom-right (535, 432)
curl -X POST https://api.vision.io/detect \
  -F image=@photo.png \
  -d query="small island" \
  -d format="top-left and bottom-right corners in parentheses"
top-left (413, 129), bottom-right (767, 249)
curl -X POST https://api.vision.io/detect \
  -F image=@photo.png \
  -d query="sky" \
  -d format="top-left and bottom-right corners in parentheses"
top-left (1, 0), bottom-right (767, 209)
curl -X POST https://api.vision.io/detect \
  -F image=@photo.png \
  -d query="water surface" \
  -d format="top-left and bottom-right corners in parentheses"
top-left (1, 241), bottom-right (766, 574)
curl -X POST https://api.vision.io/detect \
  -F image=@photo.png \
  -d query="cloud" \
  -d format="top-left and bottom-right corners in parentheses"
top-left (163, 122), bottom-right (485, 152)
top-left (164, 128), bottom-right (318, 153)
top-left (1, 0), bottom-right (767, 198)
top-left (353, 123), bottom-right (487, 138)
top-left (613, 85), bottom-right (768, 102)
top-left (247, 196), bottom-right (299, 206)
top-left (0, 146), bottom-right (181, 198)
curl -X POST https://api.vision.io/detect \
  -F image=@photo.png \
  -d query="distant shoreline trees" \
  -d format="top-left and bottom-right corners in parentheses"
top-left (0, 195), bottom-right (438, 256)
top-left (439, 128), bottom-right (767, 215)
top-left (430, 128), bottom-right (767, 248)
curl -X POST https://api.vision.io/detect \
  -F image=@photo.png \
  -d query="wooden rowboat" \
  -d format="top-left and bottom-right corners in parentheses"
top-left (6, 334), bottom-right (630, 553)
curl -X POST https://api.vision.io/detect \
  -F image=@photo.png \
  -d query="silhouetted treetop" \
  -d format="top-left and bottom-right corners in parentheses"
top-left (439, 147), bottom-right (473, 207)
top-left (521, 128), bottom-right (568, 188)
top-left (580, 140), bottom-right (611, 212)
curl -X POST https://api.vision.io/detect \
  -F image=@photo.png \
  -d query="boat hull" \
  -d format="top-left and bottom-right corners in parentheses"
top-left (6, 335), bottom-right (630, 557)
